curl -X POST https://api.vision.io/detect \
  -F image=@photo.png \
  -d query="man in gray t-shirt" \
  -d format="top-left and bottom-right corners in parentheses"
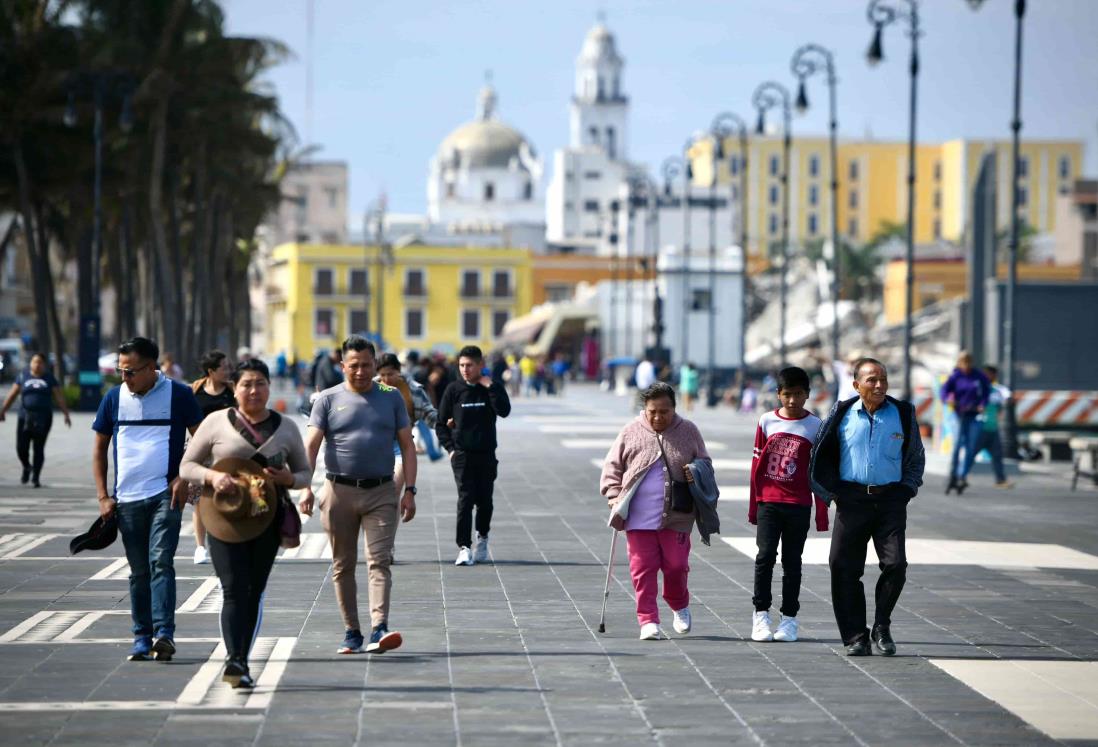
top-left (299, 337), bottom-right (417, 655)
top-left (308, 383), bottom-right (410, 479)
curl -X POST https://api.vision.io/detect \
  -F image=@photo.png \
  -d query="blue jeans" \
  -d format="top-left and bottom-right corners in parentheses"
top-left (116, 490), bottom-right (182, 637)
top-left (417, 420), bottom-right (443, 461)
top-left (950, 412), bottom-right (984, 480)
top-left (976, 428), bottom-right (1007, 483)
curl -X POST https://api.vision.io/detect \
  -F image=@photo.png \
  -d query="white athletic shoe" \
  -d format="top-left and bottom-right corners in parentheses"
top-left (193, 545), bottom-right (210, 565)
top-left (455, 547), bottom-right (475, 566)
top-left (639, 623), bottom-right (666, 640)
top-left (751, 610), bottom-right (774, 641)
top-left (473, 534), bottom-right (490, 564)
top-left (672, 607), bottom-right (692, 634)
top-left (773, 615), bottom-right (799, 642)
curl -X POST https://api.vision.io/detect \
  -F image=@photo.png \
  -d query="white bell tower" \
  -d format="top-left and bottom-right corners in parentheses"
top-left (569, 19), bottom-right (629, 161)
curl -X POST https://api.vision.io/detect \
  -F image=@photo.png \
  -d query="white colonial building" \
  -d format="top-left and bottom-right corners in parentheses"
top-left (427, 83), bottom-right (545, 236)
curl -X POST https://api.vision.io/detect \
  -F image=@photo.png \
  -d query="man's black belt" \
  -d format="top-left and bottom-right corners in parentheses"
top-left (327, 473), bottom-right (393, 489)
top-left (840, 481), bottom-right (888, 496)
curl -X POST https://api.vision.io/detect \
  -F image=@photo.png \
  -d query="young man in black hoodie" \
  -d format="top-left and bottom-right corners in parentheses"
top-left (437, 345), bottom-right (512, 566)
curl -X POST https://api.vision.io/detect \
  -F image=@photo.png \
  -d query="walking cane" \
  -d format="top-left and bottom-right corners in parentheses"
top-left (598, 529), bottom-right (619, 633)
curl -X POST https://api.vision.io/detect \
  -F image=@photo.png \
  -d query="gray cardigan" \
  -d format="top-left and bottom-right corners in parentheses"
top-left (180, 409), bottom-right (311, 489)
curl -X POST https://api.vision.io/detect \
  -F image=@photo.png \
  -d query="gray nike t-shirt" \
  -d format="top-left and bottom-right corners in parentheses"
top-left (308, 383), bottom-right (410, 478)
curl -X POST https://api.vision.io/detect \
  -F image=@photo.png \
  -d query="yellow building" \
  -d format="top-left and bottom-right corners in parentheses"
top-left (691, 135), bottom-right (1083, 254)
top-left (265, 243), bottom-right (533, 359)
top-left (882, 259), bottom-right (1082, 324)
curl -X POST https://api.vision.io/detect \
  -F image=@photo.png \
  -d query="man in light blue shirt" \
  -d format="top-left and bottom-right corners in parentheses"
top-left (809, 357), bottom-right (924, 657)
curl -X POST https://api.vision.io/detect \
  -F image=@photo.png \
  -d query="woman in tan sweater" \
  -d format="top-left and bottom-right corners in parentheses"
top-left (180, 359), bottom-right (309, 687)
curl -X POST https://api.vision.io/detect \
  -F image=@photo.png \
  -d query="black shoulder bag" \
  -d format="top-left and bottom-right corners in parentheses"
top-left (657, 434), bottom-right (695, 513)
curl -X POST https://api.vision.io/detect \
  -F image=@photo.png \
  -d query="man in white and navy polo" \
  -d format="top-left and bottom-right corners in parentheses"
top-left (93, 337), bottom-right (202, 662)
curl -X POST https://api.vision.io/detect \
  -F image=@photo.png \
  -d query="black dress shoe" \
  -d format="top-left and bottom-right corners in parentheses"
top-left (956, 479), bottom-right (968, 495)
top-left (222, 658), bottom-right (248, 687)
top-left (845, 639), bottom-right (872, 656)
top-left (20, 468), bottom-right (30, 485)
top-left (944, 477), bottom-right (956, 495)
top-left (872, 625), bottom-right (896, 656)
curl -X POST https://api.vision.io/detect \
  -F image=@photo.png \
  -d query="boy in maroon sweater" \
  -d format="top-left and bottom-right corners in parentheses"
top-left (748, 367), bottom-right (829, 642)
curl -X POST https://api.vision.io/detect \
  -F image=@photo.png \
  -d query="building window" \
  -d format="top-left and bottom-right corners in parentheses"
top-left (545, 284), bottom-right (573, 302)
top-left (769, 155), bottom-right (780, 177)
top-left (690, 289), bottom-right (711, 311)
top-left (492, 310), bottom-right (509, 337)
top-left (446, 181), bottom-right (456, 198)
top-left (808, 184), bottom-right (819, 207)
top-left (807, 213), bottom-right (818, 236)
top-left (461, 309), bottom-right (480, 339)
top-left (349, 309), bottom-right (369, 335)
top-left (808, 154), bottom-right (820, 178)
top-left (847, 217), bottom-right (858, 238)
top-left (731, 185), bottom-right (739, 200)
top-left (523, 181), bottom-right (533, 200)
top-left (933, 190), bottom-right (942, 210)
top-left (588, 126), bottom-right (599, 145)
top-left (849, 190), bottom-right (858, 209)
top-left (1059, 155), bottom-right (1072, 180)
top-left (314, 268), bottom-right (334, 295)
top-left (1018, 186), bottom-right (1028, 208)
top-left (1017, 156), bottom-right (1029, 178)
top-left (933, 219), bottom-right (942, 240)
top-left (325, 187), bottom-right (339, 208)
top-left (492, 270), bottom-right (512, 298)
top-left (583, 199), bottom-right (599, 213)
top-left (315, 308), bottom-right (334, 337)
top-left (729, 156), bottom-right (740, 176)
top-left (484, 182), bottom-right (495, 201)
top-left (460, 270), bottom-right (480, 298)
top-left (405, 309), bottom-right (424, 339)
top-left (768, 213), bottom-right (779, 235)
top-left (349, 268), bottom-right (369, 296)
top-left (849, 160), bottom-right (859, 180)
top-left (933, 161), bottom-right (942, 181)
top-left (404, 268), bottom-right (425, 297)
top-left (768, 184), bottom-right (779, 206)
top-left (606, 126), bottom-right (616, 159)
top-left (583, 171), bottom-right (602, 180)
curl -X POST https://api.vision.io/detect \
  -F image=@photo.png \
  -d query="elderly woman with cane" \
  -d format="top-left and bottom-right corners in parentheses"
top-left (600, 382), bottom-right (713, 640)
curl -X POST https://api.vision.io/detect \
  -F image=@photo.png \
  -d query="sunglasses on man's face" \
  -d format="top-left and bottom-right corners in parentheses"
top-left (116, 362), bottom-right (152, 377)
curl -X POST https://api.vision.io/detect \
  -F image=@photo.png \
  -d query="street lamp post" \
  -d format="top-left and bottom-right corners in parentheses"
top-left (792, 43), bottom-right (842, 398)
top-left (752, 82), bottom-right (793, 364)
top-left (608, 199), bottom-right (621, 360)
top-left (866, 0), bottom-right (921, 400)
top-left (708, 113), bottom-right (748, 406)
top-left (660, 158), bottom-right (684, 362)
top-left (680, 139), bottom-right (695, 365)
top-left (64, 72), bottom-right (134, 410)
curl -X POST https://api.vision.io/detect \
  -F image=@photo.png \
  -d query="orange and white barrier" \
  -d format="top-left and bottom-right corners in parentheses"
top-left (1013, 391), bottom-right (1098, 427)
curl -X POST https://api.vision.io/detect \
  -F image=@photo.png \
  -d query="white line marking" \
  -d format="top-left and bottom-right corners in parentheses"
top-left (0, 701), bottom-right (179, 712)
top-left (562, 438), bottom-right (728, 451)
top-left (537, 425), bottom-right (626, 434)
top-left (178, 577), bottom-right (220, 613)
top-left (89, 558), bottom-right (129, 580)
top-left (716, 485), bottom-right (749, 501)
top-left (177, 641), bottom-right (228, 706)
top-left (0, 533), bottom-right (58, 559)
top-left (0, 637), bottom-right (221, 646)
top-left (0, 611), bottom-right (54, 643)
top-left (53, 612), bottom-right (106, 642)
top-left (588, 457), bottom-right (750, 471)
top-left (245, 637), bottom-right (297, 709)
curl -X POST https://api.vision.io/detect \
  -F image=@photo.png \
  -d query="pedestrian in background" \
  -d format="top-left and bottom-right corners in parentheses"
top-left (437, 345), bottom-right (511, 566)
top-left (976, 365), bottom-right (1013, 489)
top-left (92, 337), bottom-right (202, 662)
top-left (377, 353), bottom-right (440, 488)
top-left (747, 367), bottom-right (828, 643)
top-left (679, 362), bottom-right (699, 412)
top-left (0, 352), bottom-right (71, 487)
top-left (601, 382), bottom-right (712, 640)
top-left (940, 351), bottom-right (990, 495)
top-left (810, 357), bottom-right (924, 657)
top-left (180, 358), bottom-right (310, 688)
top-left (188, 349), bottom-right (236, 564)
top-left (299, 336), bottom-right (417, 655)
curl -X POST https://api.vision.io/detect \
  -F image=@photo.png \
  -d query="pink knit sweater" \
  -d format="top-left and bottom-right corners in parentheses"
top-left (600, 414), bottom-right (711, 533)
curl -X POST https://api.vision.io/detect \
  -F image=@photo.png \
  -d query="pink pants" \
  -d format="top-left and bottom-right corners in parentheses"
top-left (626, 528), bottom-right (691, 626)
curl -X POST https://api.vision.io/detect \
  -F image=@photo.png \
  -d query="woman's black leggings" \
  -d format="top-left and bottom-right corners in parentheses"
top-left (16, 415), bottom-right (51, 479)
top-left (207, 511), bottom-right (281, 662)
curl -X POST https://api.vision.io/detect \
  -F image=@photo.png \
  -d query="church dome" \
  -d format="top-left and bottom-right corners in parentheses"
top-left (437, 84), bottom-right (537, 170)
top-left (579, 23), bottom-right (622, 65)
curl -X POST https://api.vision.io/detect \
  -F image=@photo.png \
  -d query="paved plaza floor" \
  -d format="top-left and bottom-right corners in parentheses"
top-left (2, 383), bottom-right (1098, 745)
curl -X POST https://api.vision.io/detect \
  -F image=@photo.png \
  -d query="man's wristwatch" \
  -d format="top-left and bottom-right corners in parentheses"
top-left (404, 486), bottom-right (417, 496)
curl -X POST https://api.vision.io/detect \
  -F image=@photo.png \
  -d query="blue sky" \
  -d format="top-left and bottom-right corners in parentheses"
top-left (224, 0), bottom-right (1098, 221)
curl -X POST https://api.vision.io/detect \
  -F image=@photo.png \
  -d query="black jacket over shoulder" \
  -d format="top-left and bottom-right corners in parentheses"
top-left (436, 380), bottom-right (511, 453)
top-left (809, 395), bottom-right (925, 505)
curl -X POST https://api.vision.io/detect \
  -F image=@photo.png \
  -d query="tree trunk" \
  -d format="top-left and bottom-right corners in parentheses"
top-left (12, 141), bottom-right (51, 353)
top-left (146, 97), bottom-right (180, 357)
top-left (35, 203), bottom-right (67, 378)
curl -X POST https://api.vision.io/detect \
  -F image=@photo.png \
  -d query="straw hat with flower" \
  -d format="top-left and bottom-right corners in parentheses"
top-left (198, 457), bottom-right (278, 543)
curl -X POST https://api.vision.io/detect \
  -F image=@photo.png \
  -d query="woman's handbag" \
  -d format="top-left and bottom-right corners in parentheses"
top-left (657, 435), bottom-right (695, 513)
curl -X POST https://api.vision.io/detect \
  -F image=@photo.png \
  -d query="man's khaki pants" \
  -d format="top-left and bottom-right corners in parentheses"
top-left (320, 480), bottom-right (398, 632)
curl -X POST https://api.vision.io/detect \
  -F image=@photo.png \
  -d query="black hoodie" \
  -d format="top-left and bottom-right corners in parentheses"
top-left (436, 380), bottom-right (511, 454)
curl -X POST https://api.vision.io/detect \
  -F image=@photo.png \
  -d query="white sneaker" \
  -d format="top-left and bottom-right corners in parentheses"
top-left (773, 615), bottom-right (799, 642)
top-left (454, 547), bottom-right (475, 566)
top-left (639, 623), bottom-right (665, 640)
top-left (193, 545), bottom-right (210, 565)
top-left (751, 610), bottom-right (773, 641)
top-left (473, 534), bottom-right (490, 564)
top-left (672, 607), bottom-right (692, 634)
